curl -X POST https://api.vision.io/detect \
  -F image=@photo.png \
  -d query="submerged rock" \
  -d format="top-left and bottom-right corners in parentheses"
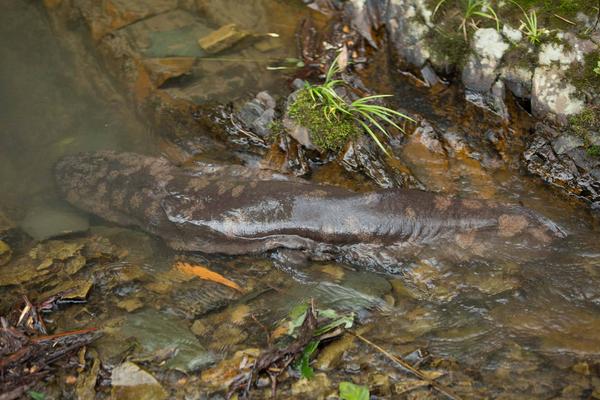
top-left (0, 240), bottom-right (11, 266)
top-left (0, 237), bottom-right (117, 287)
top-left (107, 309), bottom-right (215, 372)
top-left (197, 23), bottom-right (248, 54)
top-left (20, 204), bottom-right (89, 241)
top-left (111, 361), bottom-right (168, 400)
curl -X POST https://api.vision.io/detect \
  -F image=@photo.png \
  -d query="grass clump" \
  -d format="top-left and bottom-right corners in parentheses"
top-left (288, 56), bottom-right (414, 155)
top-left (433, 0), bottom-right (500, 40)
top-left (516, 7), bottom-right (549, 45)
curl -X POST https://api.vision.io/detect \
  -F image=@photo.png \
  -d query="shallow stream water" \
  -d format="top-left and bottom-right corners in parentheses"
top-left (2, 1), bottom-right (600, 399)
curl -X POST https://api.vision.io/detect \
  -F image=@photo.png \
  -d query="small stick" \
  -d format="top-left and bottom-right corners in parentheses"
top-left (31, 327), bottom-right (98, 344)
top-left (351, 332), bottom-right (463, 400)
top-left (553, 14), bottom-right (576, 26)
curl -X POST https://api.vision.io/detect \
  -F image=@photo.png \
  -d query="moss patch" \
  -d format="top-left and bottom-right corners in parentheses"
top-left (569, 107), bottom-right (600, 157)
top-left (587, 145), bottom-right (600, 157)
top-left (569, 51), bottom-right (600, 94)
top-left (288, 89), bottom-right (358, 151)
top-left (427, 29), bottom-right (470, 71)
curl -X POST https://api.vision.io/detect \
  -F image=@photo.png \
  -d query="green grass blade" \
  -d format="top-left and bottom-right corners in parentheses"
top-left (357, 120), bottom-right (390, 156)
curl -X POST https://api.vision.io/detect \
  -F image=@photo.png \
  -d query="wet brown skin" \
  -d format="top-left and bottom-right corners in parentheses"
top-left (55, 151), bottom-right (565, 268)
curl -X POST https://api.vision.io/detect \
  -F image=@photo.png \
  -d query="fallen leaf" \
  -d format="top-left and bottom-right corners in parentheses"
top-left (175, 262), bottom-right (243, 292)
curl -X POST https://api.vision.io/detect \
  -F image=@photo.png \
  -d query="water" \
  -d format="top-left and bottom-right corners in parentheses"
top-left (2, 0), bottom-right (600, 398)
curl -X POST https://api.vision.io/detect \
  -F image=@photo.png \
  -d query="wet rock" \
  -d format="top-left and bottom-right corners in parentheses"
top-left (237, 91), bottom-right (276, 137)
top-left (142, 57), bottom-right (195, 87)
top-left (198, 23), bottom-right (248, 54)
top-left (20, 204), bottom-right (89, 241)
top-left (291, 373), bottom-right (332, 398)
top-left (341, 270), bottom-right (391, 298)
top-left (107, 310), bottom-right (215, 372)
top-left (120, 10), bottom-right (212, 58)
top-left (40, 278), bottom-right (93, 302)
top-left (111, 361), bottom-right (168, 400)
top-left (341, 135), bottom-right (423, 189)
top-left (524, 124), bottom-right (600, 205)
top-left (117, 298), bottom-right (144, 312)
top-left (552, 135), bottom-right (585, 155)
top-left (314, 333), bottom-right (355, 371)
top-left (462, 29), bottom-right (508, 93)
top-left (500, 65), bottom-right (533, 99)
top-left (420, 64), bottom-right (442, 87)
top-left (75, 0), bottom-right (179, 41)
top-left (209, 324), bottom-right (248, 349)
top-left (76, 349), bottom-right (101, 400)
top-left (200, 348), bottom-right (261, 390)
top-left (170, 280), bottom-right (238, 319)
top-left (410, 120), bottom-right (445, 155)
top-left (0, 240), bottom-right (11, 266)
top-left (0, 238), bottom-right (114, 287)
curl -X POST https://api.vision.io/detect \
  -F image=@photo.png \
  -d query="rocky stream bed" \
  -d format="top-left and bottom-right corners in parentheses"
top-left (2, 0), bottom-right (600, 399)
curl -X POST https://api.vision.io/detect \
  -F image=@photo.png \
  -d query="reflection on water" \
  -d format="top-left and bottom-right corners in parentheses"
top-left (2, 0), bottom-right (600, 398)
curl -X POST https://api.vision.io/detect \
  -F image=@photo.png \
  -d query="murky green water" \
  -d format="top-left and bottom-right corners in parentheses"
top-left (2, 0), bottom-right (600, 398)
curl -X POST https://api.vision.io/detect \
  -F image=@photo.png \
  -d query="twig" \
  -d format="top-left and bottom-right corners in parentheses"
top-left (229, 114), bottom-right (266, 146)
top-left (553, 14), bottom-right (576, 26)
top-left (251, 314), bottom-right (272, 347)
top-left (351, 332), bottom-right (463, 400)
top-left (31, 327), bottom-right (98, 344)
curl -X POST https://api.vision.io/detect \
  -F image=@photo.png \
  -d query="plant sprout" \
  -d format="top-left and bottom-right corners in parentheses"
top-left (594, 59), bottom-right (600, 75)
top-left (510, 1), bottom-right (550, 45)
top-left (433, 0), bottom-right (500, 41)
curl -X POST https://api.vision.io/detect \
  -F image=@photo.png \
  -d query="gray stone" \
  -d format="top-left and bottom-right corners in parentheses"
top-left (283, 115), bottom-right (315, 149)
top-left (20, 204), bottom-right (89, 241)
top-left (111, 310), bottom-right (215, 372)
top-left (501, 65), bottom-right (533, 99)
top-left (111, 362), bottom-right (168, 400)
top-left (532, 66), bottom-right (584, 121)
top-left (420, 63), bottom-right (441, 87)
top-left (462, 29), bottom-right (508, 93)
top-left (552, 135), bottom-right (585, 155)
top-left (238, 91), bottom-right (276, 137)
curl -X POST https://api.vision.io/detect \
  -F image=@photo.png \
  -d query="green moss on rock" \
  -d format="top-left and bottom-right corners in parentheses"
top-left (288, 89), bottom-right (358, 151)
top-left (586, 145), bottom-right (600, 157)
top-left (570, 51), bottom-right (600, 93)
top-left (569, 107), bottom-right (600, 157)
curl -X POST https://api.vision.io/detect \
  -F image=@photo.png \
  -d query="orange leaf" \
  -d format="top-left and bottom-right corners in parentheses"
top-left (174, 262), bottom-right (243, 292)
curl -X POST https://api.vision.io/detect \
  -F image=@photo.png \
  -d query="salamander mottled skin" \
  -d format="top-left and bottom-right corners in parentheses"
top-left (55, 151), bottom-right (564, 267)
